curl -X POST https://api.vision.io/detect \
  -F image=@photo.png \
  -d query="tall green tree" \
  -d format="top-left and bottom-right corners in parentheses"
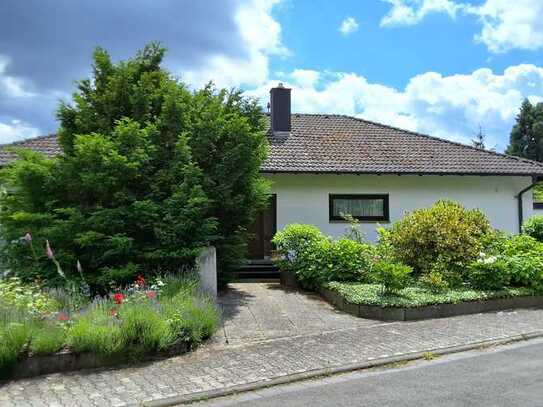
top-left (506, 99), bottom-right (543, 161)
top-left (0, 43), bottom-right (269, 291)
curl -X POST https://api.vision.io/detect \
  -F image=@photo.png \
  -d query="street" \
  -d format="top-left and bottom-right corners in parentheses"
top-left (194, 338), bottom-right (543, 407)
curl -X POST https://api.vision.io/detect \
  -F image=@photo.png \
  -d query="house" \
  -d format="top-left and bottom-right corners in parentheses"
top-left (2, 85), bottom-right (543, 262)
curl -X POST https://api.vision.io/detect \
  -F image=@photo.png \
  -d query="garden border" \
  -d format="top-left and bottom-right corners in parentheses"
top-left (3, 342), bottom-right (190, 381)
top-left (319, 287), bottom-right (543, 321)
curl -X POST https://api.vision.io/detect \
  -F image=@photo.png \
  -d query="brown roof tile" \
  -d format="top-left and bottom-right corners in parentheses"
top-left (262, 114), bottom-right (543, 176)
top-left (2, 115), bottom-right (543, 176)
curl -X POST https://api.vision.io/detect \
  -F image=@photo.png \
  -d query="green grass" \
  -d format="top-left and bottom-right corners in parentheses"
top-left (326, 282), bottom-right (540, 308)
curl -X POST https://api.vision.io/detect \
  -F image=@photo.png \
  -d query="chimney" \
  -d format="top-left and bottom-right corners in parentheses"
top-left (270, 83), bottom-right (291, 136)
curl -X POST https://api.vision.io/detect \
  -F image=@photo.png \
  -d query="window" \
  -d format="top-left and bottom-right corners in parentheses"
top-left (329, 194), bottom-right (389, 222)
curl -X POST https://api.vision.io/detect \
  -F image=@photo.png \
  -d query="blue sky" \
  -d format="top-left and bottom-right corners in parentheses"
top-left (1, 0), bottom-right (542, 151)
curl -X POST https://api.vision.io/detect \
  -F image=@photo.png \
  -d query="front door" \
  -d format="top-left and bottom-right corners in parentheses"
top-left (247, 195), bottom-right (277, 260)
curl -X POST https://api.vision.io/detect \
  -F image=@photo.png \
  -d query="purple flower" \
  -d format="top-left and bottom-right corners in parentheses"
top-left (45, 240), bottom-right (54, 259)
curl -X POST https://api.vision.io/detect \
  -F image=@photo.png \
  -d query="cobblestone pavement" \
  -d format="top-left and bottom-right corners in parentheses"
top-left (2, 284), bottom-right (543, 407)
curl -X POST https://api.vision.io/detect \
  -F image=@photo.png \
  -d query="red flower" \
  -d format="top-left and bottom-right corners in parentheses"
top-left (57, 312), bottom-right (69, 322)
top-left (135, 275), bottom-right (145, 287)
top-left (113, 293), bottom-right (125, 305)
top-left (146, 290), bottom-right (157, 299)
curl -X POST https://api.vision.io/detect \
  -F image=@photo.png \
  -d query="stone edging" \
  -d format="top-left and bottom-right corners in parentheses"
top-left (319, 287), bottom-right (543, 321)
top-left (4, 342), bottom-right (190, 381)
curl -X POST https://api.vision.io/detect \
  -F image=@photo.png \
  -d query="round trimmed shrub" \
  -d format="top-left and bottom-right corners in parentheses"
top-left (522, 215), bottom-right (543, 242)
top-left (383, 200), bottom-right (492, 275)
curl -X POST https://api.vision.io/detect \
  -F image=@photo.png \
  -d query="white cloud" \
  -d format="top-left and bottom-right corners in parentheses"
top-left (248, 64), bottom-right (543, 150)
top-left (380, 0), bottom-right (543, 53)
top-left (380, 0), bottom-right (461, 27)
top-left (0, 55), bottom-right (34, 98)
top-left (181, 0), bottom-right (288, 88)
top-left (0, 119), bottom-right (41, 144)
top-left (466, 0), bottom-right (543, 53)
top-left (339, 17), bottom-right (359, 36)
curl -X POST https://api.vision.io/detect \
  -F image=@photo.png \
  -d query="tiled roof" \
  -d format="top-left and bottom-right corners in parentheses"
top-left (2, 115), bottom-right (543, 176)
top-left (262, 114), bottom-right (543, 176)
top-left (0, 135), bottom-right (61, 166)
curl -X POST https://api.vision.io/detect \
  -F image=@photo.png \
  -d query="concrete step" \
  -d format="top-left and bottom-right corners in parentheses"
top-left (234, 261), bottom-right (279, 280)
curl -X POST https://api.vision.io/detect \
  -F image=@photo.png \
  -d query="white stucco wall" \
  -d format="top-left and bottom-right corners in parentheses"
top-left (267, 174), bottom-right (533, 242)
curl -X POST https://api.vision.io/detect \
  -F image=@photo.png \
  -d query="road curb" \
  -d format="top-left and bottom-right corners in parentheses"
top-left (144, 330), bottom-right (543, 406)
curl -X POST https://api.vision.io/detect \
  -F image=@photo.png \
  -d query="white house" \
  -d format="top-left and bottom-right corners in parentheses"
top-left (247, 85), bottom-right (543, 260)
top-left (2, 85), bottom-right (543, 263)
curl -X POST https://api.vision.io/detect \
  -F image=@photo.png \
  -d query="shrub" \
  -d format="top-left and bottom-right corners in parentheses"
top-left (506, 254), bottom-right (543, 290)
top-left (371, 261), bottom-right (412, 294)
top-left (383, 200), bottom-right (492, 275)
top-left (522, 215), bottom-right (543, 242)
top-left (322, 239), bottom-right (374, 282)
top-left (467, 254), bottom-right (510, 290)
top-left (273, 224), bottom-right (328, 289)
top-left (0, 43), bottom-right (269, 292)
top-left (501, 234), bottom-right (543, 256)
top-left (419, 271), bottom-right (449, 293)
top-left (0, 277), bottom-right (59, 316)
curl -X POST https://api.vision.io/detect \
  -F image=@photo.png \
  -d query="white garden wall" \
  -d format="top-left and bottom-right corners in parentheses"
top-left (267, 174), bottom-right (533, 242)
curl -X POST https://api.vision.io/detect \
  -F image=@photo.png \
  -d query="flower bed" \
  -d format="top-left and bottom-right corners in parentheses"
top-left (0, 275), bottom-right (219, 380)
top-left (321, 283), bottom-right (543, 321)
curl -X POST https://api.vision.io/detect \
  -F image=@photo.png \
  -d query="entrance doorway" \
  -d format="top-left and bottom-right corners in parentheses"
top-left (247, 195), bottom-right (277, 260)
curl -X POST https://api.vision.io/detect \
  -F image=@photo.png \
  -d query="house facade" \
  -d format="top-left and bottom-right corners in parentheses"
top-left (2, 85), bottom-right (543, 261)
top-left (248, 85), bottom-right (543, 259)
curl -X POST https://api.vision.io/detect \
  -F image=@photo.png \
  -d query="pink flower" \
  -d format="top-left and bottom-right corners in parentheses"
top-left (22, 233), bottom-right (32, 243)
top-left (77, 260), bottom-right (83, 274)
top-left (146, 290), bottom-right (157, 299)
top-left (45, 240), bottom-right (54, 259)
top-left (112, 293), bottom-right (125, 305)
top-left (57, 312), bottom-right (69, 322)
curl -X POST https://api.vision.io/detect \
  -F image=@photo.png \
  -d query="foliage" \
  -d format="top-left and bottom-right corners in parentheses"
top-left (382, 200), bottom-right (492, 275)
top-left (0, 43), bottom-right (269, 292)
top-left (0, 274), bottom-right (219, 375)
top-left (341, 213), bottom-right (365, 244)
top-left (467, 253), bottom-right (510, 290)
top-left (322, 239), bottom-right (375, 282)
top-left (506, 99), bottom-right (543, 161)
top-left (0, 277), bottom-right (59, 316)
top-left (326, 282), bottom-right (538, 308)
top-left (370, 261), bottom-right (412, 294)
top-left (522, 215), bottom-right (543, 242)
top-left (272, 224), bottom-right (328, 289)
top-left (419, 271), bottom-right (449, 293)
top-left (506, 254), bottom-right (543, 290)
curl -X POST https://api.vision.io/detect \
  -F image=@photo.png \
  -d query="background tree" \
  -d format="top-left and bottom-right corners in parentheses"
top-left (506, 99), bottom-right (543, 161)
top-left (0, 43), bottom-right (269, 291)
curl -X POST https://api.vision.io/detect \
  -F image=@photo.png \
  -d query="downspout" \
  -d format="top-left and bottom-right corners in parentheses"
top-left (517, 176), bottom-right (543, 232)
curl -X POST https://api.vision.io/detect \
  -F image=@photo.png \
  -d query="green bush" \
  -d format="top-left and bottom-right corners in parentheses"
top-left (506, 254), bottom-right (543, 290)
top-left (501, 234), bottom-right (543, 256)
top-left (383, 200), bottom-right (492, 275)
top-left (371, 261), bottom-right (412, 294)
top-left (419, 271), bottom-right (449, 293)
top-left (0, 43), bottom-right (269, 291)
top-left (522, 215), bottom-right (543, 242)
top-left (273, 224), bottom-right (328, 289)
top-left (467, 255), bottom-right (510, 290)
top-left (321, 239), bottom-right (375, 283)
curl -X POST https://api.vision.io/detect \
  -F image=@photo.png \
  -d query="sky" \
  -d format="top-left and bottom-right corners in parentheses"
top-left (1, 0), bottom-right (543, 151)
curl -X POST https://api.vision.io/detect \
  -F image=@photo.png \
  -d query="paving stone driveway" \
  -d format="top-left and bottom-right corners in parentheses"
top-left (210, 283), bottom-right (383, 347)
top-left (2, 283), bottom-right (543, 407)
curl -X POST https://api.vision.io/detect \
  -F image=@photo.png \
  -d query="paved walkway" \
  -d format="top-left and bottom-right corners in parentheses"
top-left (1, 284), bottom-right (543, 407)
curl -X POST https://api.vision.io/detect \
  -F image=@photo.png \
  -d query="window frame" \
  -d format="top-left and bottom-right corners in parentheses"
top-left (328, 194), bottom-right (390, 222)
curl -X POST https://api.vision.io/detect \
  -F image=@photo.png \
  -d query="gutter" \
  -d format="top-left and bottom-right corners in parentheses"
top-left (517, 177), bottom-right (543, 232)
